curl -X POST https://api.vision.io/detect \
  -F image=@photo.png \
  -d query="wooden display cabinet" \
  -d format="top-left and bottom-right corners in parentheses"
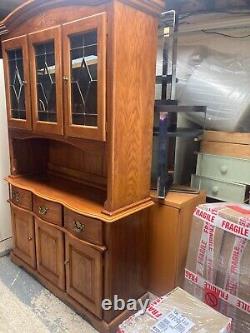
top-left (0, 1), bottom-right (164, 332)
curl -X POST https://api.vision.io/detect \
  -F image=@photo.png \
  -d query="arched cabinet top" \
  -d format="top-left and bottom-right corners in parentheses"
top-left (0, 0), bottom-right (165, 36)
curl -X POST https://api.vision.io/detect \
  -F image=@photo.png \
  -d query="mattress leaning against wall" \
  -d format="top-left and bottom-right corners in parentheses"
top-left (0, 59), bottom-right (12, 256)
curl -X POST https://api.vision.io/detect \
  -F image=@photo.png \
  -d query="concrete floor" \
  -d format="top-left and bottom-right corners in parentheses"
top-left (0, 255), bottom-right (97, 333)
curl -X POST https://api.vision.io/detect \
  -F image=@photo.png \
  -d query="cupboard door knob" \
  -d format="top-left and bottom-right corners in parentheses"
top-left (28, 236), bottom-right (32, 241)
top-left (38, 206), bottom-right (48, 216)
top-left (64, 259), bottom-right (69, 265)
top-left (73, 220), bottom-right (85, 233)
top-left (63, 76), bottom-right (69, 82)
top-left (23, 80), bottom-right (28, 85)
top-left (220, 165), bottom-right (228, 175)
top-left (212, 186), bottom-right (219, 195)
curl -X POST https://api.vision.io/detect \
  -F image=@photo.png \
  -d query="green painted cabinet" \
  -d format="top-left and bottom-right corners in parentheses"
top-left (196, 153), bottom-right (250, 185)
top-left (191, 174), bottom-right (249, 203)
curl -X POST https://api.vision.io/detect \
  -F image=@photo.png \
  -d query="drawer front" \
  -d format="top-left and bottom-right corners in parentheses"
top-left (196, 153), bottom-right (250, 184)
top-left (191, 174), bottom-right (249, 203)
top-left (33, 196), bottom-right (62, 226)
top-left (64, 209), bottom-right (103, 245)
top-left (11, 186), bottom-right (32, 210)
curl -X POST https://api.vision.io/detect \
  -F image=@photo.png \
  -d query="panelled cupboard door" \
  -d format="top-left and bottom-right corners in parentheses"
top-left (11, 205), bottom-right (36, 268)
top-left (29, 26), bottom-right (63, 135)
top-left (2, 35), bottom-right (32, 130)
top-left (65, 234), bottom-right (103, 318)
top-left (62, 13), bottom-right (106, 141)
top-left (35, 218), bottom-right (65, 290)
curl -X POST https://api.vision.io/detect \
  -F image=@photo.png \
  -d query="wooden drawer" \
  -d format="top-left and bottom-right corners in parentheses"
top-left (64, 209), bottom-right (103, 245)
top-left (196, 153), bottom-right (250, 184)
top-left (33, 196), bottom-right (62, 226)
top-left (11, 186), bottom-right (32, 210)
top-left (191, 174), bottom-right (249, 203)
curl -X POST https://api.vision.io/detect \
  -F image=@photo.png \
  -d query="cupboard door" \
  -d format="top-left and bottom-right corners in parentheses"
top-left (35, 218), bottom-right (65, 290)
top-left (65, 234), bottom-right (103, 318)
top-left (11, 205), bottom-right (36, 268)
top-left (29, 26), bottom-right (63, 135)
top-left (63, 13), bottom-right (106, 141)
top-left (2, 35), bottom-right (32, 130)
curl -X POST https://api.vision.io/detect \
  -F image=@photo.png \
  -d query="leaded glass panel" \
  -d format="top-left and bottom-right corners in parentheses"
top-left (7, 48), bottom-right (26, 120)
top-left (35, 41), bottom-right (57, 122)
top-left (70, 30), bottom-right (98, 127)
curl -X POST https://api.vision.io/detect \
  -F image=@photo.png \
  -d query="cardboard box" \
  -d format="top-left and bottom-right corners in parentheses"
top-left (118, 287), bottom-right (231, 333)
top-left (184, 203), bottom-right (250, 333)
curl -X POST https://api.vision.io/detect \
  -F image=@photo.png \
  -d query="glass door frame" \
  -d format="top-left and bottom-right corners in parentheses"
top-left (62, 13), bottom-right (106, 141)
top-left (2, 35), bottom-right (32, 130)
top-left (29, 26), bottom-right (63, 135)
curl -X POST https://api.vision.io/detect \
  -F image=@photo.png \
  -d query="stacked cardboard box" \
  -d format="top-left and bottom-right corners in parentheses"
top-left (118, 287), bottom-right (231, 332)
top-left (185, 203), bottom-right (250, 333)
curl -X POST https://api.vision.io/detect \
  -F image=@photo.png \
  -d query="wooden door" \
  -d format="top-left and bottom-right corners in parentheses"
top-left (65, 234), bottom-right (103, 318)
top-left (35, 218), bottom-right (65, 290)
top-left (11, 205), bottom-right (36, 268)
top-left (2, 35), bottom-right (32, 130)
top-left (62, 13), bottom-right (106, 141)
top-left (29, 26), bottom-right (63, 135)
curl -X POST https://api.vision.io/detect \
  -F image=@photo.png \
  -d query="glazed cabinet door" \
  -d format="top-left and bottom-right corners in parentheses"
top-left (65, 234), bottom-right (103, 318)
top-left (62, 13), bottom-right (106, 141)
top-left (2, 35), bottom-right (32, 130)
top-left (11, 205), bottom-right (36, 268)
top-left (29, 26), bottom-right (63, 135)
top-left (35, 218), bottom-right (65, 290)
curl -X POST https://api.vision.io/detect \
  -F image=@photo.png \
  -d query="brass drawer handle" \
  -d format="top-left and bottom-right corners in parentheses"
top-left (73, 220), bottom-right (85, 233)
top-left (12, 190), bottom-right (20, 203)
top-left (38, 206), bottom-right (48, 216)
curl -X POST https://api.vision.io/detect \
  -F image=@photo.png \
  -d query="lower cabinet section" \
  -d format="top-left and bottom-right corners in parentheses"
top-left (65, 234), bottom-right (103, 319)
top-left (11, 206), bottom-right (36, 268)
top-left (10, 198), bottom-right (148, 332)
top-left (35, 218), bottom-right (65, 290)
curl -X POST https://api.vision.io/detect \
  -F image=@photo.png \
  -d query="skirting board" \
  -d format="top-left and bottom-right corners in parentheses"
top-left (0, 237), bottom-right (12, 257)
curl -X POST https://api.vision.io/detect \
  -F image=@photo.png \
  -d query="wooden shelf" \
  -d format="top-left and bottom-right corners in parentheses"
top-left (6, 174), bottom-right (153, 222)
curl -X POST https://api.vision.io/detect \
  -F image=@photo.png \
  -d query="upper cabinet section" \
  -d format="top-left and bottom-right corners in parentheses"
top-left (2, 35), bottom-right (32, 130)
top-left (63, 13), bottom-right (106, 141)
top-left (29, 26), bottom-right (63, 135)
top-left (2, 13), bottom-right (107, 141)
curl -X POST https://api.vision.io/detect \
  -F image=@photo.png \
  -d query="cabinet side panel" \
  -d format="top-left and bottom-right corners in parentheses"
top-left (148, 205), bottom-right (179, 296)
top-left (103, 210), bottom-right (148, 323)
top-left (105, 1), bottom-right (158, 212)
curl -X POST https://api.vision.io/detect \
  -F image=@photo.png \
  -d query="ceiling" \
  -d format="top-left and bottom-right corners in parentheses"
top-left (167, 0), bottom-right (250, 14)
top-left (0, 0), bottom-right (25, 20)
top-left (1, 0), bottom-right (250, 21)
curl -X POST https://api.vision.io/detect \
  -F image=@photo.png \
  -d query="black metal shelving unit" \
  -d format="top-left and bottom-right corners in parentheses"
top-left (152, 10), bottom-right (207, 199)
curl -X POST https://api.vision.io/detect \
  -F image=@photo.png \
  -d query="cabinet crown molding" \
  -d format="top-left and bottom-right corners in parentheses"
top-left (0, 0), bottom-right (165, 36)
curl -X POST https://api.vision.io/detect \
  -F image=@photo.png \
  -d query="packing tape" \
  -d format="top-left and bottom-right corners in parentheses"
top-left (185, 269), bottom-right (250, 315)
top-left (194, 208), bottom-right (250, 240)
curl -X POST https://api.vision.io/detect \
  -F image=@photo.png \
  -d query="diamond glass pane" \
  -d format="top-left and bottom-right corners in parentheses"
top-left (7, 48), bottom-right (26, 120)
top-left (70, 30), bottom-right (98, 126)
top-left (35, 41), bottom-right (57, 122)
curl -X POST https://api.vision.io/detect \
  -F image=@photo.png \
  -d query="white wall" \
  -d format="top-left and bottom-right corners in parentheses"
top-left (0, 59), bottom-right (12, 256)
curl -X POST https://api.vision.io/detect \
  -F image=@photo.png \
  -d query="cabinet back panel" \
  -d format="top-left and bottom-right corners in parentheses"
top-left (11, 138), bottom-right (49, 176)
top-left (48, 141), bottom-right (107, 188)
top-left (10, 137), bottom-right (107, 189)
